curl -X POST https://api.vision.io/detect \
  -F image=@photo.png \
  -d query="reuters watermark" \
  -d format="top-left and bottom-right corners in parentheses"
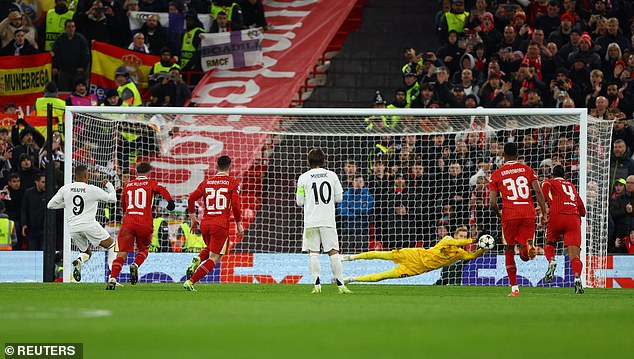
top-left (4, 343), bottom-right (82, 358)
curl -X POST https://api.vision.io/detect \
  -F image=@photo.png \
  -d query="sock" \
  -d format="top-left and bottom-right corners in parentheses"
top-left (511, 285), bottom-right (519, 292)
top-left (354, 269), bottom-right (400, 283)
top-left (133, 249), bottom-right (148, 267)
top-left (505, 251), bottom-right (517, 286)
top-left (329, 254), bottom-right (344, 286)
top-left (190, 259), bottom-right (216, 284)
top-left (199, 248), bottom-right (210, 262)
top-left (571, 257), bottom-right (583, 278)
top-left (354, 251), bottom-right (393, 261)
top-left (544, 242), bottom-right (556, 263)
top-left (77, 252), bottom-right (90, 264)
top-left (309, 253), bottom-right (321, 285)
top-left (110, 257), bottom-right (125, 280)
top-left (106, 244), bottom-right (116, 271)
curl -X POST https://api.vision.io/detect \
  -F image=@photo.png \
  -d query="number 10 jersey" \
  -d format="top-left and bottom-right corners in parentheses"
top-left (121, 176), bottom-right (173, 228)
top-left (296, 168), bottom-right (344, 228)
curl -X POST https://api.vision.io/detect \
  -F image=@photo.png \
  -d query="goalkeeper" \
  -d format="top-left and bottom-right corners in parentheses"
top-left (341, 226), bottom-right (486, 283)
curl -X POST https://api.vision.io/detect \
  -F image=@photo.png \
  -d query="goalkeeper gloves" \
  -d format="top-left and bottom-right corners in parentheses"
top-left (166, 200), bottom-right (175, 211)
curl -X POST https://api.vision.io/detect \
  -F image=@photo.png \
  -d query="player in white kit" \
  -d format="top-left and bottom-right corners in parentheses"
top-left (296, 148), bottom-right (351, 294)
top-left (47, 165), bottom-right (117, 282)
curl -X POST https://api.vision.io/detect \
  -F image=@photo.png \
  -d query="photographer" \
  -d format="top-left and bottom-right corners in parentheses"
top-left (74, 0), bottom-right (116, 45)
top-left (150, 67), bottom-right (191, 107)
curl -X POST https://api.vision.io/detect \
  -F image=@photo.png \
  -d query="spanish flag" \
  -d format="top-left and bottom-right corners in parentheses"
top-left (90, 41), bottom-right (159, 101)
top-left (0, 114), bottom-right (60, 140)
top-left (0, 53), bottom-right (52, 110)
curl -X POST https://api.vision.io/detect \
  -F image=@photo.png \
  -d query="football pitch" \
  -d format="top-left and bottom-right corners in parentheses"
top-left (1, 284), bottom-right (632, 359)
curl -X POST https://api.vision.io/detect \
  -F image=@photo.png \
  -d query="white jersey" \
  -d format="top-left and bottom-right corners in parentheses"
top-left (47, 181), bottom-right (117, 231)
top-left (296, 168), bottom-right (343, 228)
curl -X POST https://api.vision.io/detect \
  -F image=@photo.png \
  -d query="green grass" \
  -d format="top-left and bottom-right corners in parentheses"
top-left (1, 284), bottom-right (633, 359)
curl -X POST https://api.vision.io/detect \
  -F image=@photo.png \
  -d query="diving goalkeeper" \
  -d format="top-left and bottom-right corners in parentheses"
top-left (341, 226), bottom-right (486, 283)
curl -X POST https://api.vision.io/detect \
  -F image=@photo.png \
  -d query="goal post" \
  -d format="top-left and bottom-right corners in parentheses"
top-left (61, 106), bottom-right (612, 288)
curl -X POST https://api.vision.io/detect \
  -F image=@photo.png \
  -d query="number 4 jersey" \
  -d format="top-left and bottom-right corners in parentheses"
top-left (296, 168), bottom-right (344, 228)
top-left (488, 161), bottom-right (538, 221)
top-left (188, 173), bottom-right (242, 229)
top-left (47, 181), bottom-right (117, 230)
top-left (122, 176), bottom-right (173, 228)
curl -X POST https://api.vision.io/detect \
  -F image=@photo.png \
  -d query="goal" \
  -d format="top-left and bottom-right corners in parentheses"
top-left (61, 107), bottom-right (612, 288)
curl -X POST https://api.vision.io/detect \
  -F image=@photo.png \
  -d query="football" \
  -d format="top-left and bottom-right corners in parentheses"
top-left (478, 234), bottom-right (495, 250)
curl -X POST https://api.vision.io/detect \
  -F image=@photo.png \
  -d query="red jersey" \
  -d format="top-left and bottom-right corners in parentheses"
top-left (188, 173), bottom-right (242, 229)
top-left (488, 161), bottom-right (537, 221)
top-left (121, 176), bottom-right (173, 227)
top-left (541, 178), bottom-right (586, 217)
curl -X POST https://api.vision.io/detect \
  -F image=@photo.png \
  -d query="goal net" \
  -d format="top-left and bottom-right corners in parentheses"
top-left (61, 107), bottom-right (612, 288)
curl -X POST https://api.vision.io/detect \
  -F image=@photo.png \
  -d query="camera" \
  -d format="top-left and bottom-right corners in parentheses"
top-left (555, 80), bottom-right (566, 90)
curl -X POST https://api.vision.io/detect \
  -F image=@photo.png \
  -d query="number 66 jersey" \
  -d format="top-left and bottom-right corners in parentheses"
top-left (488, 161), bottom-right (538, 221)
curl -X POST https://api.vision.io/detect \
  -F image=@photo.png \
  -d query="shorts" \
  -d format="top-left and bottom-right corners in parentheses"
top-left (501, 218), bottom-right (535, 247)
top-left (71, 224), bottom-right (110, 252)
top-left (392, 248), bottom-right (428, 278)
top-left (302, 227), bottom-right (339, 252)
top-left (546, 214), bottom-right (582, 247)
top-left (200, 222), bottom-right (229, 255)
top-left (118, 224), bottom-right (153, 252)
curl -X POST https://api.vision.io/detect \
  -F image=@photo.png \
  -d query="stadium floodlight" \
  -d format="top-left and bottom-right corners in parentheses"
top-left (62, 106), bottom-right (611, 288)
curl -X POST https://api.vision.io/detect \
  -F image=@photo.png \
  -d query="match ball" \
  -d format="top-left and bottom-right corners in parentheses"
top-left (478, 234), bottom-right (495, 250)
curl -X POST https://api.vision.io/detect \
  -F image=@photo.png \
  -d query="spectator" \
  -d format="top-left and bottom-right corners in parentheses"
top-left (140, 14), bottom-right (171, 55)
top-left (612, 229), bottom-right (634, 254)
top-left (0, 199), bottom-right (16, 250)
top-left (239, 0), bottom-right (267, 30)
top-left (596, 17), bottom-right (629, 59)
top-left (32, 82), bottom-right (65, 121)
top-left (166, 67), bottom-right (191, 106)
top-left (38, 130), bottom-right (64, 187)
top-left (568, 32), bottom-right (601, 70)
top-left (338, 175), bottom-right (374, 253)
top-left (17, 154), bottom-right (38, 190)
top-left (437, 30), bottom-right (464, 75)
top-left (45, 0), bottom-right (75, 52)
top-left (20, 173), bottom-right (46, 250)
top-left (606, 82), bottom-right (633, 116)
top-left (385, 173), bottom-right (418, 249)
top-left (211, 0), bottom-right (246, 30)
top-left (341, 159), bottom-right (357, 189)
top-left (210, 11), bottom-right (233, 33)
top-left (609, 139), bottom-right (634, 192)
top-left (102, 88), bottom-right (125, 106)
top-left (66, 78), bottom-right (99, 106)
top-left (0, 136), bottom-right (12, 187)
top-left (2, 173), bottom-right (23, 249)
top-left (180, 9), bottom-right (205, 71)
top-left (74, 0), bottom-right (116, 45)
top-left (0, 28), bottom-right (39, 56)
top-left (115, 66), bottom-right (142, 106)
top-left (478, 12), bottom-right (502, 56)
top-left (612, 178), bottom-right (626, 199)
top-left (51, 19), bottom-right (90, 91)
top-left (128, 32), bottom-right (150, 53)
top-left (438, 0), bottom-right (469, 41)
top-left (0, 10), bottom-right (37, 50)
top-left (559, 27), bottom-right (581, 67)
top-left (10, 119), bottom-right (44, 172)
top-left (535, 1), bottom-right (561, 39)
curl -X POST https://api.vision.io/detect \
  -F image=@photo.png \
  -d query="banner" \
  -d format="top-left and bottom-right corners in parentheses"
top-left (89, 41), bottom-right (159, 101)
top-left (128, 11), bottom-right (211, 32)
top-left (0, 53), bottom-right (52, 110)
top-left (200, 29), bottom-right (263, 71)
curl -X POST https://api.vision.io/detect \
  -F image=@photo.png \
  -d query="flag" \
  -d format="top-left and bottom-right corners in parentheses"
top-left (128, 11), bottom-right (211, 32)
top-left (200, 29), bottom-right (263, 72)
top-left (0, 114), bottom-right (60, 139)
top-left (90, 41), bottom-right (159, 101)
top-left (0, 53), bottom-right (52, 110)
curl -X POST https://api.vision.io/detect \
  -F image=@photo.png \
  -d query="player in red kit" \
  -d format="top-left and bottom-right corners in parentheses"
top-left (183, 155), bottom-right (244, 291)
top-left (107, 162), bottom-right (175, 289)
top-left (489, 142), bottom-right (548, 297)
top-left (541, 165), bottom-right (586, 294)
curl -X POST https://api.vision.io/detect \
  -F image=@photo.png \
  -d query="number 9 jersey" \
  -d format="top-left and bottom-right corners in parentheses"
top-left (296, 168), bottom-right (344, 228)
top-left (488, 161), bottom-right (538, 221)
top-left (188, 174), bottom-right (242, 228)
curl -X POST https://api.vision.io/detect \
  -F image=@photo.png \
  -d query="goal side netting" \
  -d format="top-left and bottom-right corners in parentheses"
top-left (61, 107), bottom-right (611, 288)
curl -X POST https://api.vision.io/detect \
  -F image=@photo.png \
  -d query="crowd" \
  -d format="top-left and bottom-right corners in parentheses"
top-left (336, 0), bottom-right (634, 254)
top-left (0, 0), bottom-right (267, 108)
